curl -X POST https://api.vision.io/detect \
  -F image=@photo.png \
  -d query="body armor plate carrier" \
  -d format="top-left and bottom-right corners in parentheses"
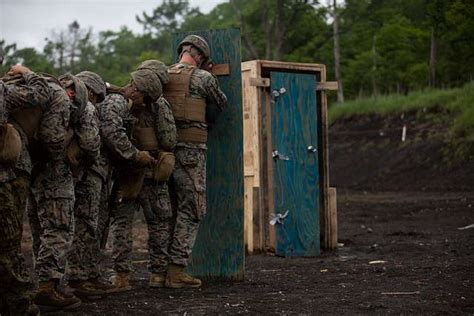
top-left (163, 65), bottom-right (207, 143)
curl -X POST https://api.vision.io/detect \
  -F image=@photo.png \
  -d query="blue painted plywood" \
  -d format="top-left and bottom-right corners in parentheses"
top-left (271, 72), bottom-right (320, 257)
top-left (172, 28), bottom-right (244, 280)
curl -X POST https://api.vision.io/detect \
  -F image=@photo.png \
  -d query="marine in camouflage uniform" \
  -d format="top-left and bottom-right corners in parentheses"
top-left (97, 69), bottom-right (161, 291)
top-left (163, 35), bottom-right (227, 288)
top-left (128, 60), bottom-right (177, 288)
top-left (27, 74), bottom-right (82, 311)
top-left (59, 71), bottom-right (116, 298)
top-left (0, 64), bottom-right (50, 316)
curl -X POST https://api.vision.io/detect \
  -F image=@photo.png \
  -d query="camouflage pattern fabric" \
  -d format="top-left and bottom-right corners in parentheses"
top-left (97, 92), bottom-right (139, 272)
top-left (58, 73), bottom-right (88, 125)
top-left (139, 180), bottom-right (173, 273)
top-left (29, 80), bottom-right (75, 282)
top-left (137, 60), bottom-right (169, 85)
top-left (131, 69), bottom-right (162, 101)
top-left (167, 62), bottom-right (227, 267)
top-left (111, 97), bottom-right (176, 273)
top-left (100, 93), bottom-right (139, 162)
top-left (0, 72), bottom-right (50, 182)
top-left (67, 170), bottom-right (103, 280)
top-left (0, 71), bottom-right (49, 313)
top-left (74, 101), bottom-right (101, 168)
top-left (168, 147), bottom-right (206, 266)
top-left (0, 178), bottom-right (35, 315)
top-left (3, 72), bottom-right (50, 113)
top-left (109, 200), bottom-right (135, 272)
top-left (66, 100), bottom-right (102, 281)
top-left (75, 71), bottom-right (106, 103)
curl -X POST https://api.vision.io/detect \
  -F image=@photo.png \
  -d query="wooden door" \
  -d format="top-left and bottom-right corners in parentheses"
top-left (270, 71), bottom-right (320, 257)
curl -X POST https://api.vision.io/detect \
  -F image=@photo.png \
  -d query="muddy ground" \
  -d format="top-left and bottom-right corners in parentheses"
top-left (22, 113), bottom-right (474, 314)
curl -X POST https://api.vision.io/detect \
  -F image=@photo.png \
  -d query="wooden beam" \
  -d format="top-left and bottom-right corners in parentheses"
top-left (212, 63), bottom-right (230, 76)
top-left (328, 187), bottom-right (338, 249)
top-left (316, 81), bottom-right (339, 91)
top-left (250, 77), bottom-right (270, 87)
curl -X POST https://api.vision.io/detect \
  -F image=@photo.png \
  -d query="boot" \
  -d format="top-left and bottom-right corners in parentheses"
top-left (110, 272), bottom-right (132, 292)
top-left (165, 264), bottom-right (202, 289)
top-left (34, 280), bottom-right (81, 312)
top-left (149, 272), bottom-right (166, 288)
top-left (88, 277), bottom-right (118, 293)
top-left (68, 280), bottom-right (106, 300)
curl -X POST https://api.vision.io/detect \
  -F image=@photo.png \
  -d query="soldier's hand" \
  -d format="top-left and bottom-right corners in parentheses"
top-left (7, 65), bottom-right (32, 76)
top-left (135, 150), bottom-right (157, 167)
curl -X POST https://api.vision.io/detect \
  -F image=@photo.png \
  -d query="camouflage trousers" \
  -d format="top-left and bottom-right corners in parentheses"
top-left (0, 179), bottom-right (35, 315)
top-left (109, 179), bottom-right (172, 273)
top-left (168, 146), bottom-right (207, 267)
top-left (29, 161), bottom-right (75, 282)
top-left (67, 170), bottom-right (103, 281)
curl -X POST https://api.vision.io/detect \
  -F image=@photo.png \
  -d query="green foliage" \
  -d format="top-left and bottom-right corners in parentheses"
top-left (1, 0), bottom-right (473, 98)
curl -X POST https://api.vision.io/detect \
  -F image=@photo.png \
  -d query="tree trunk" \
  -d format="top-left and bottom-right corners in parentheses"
top-left (262, 0), bottom-right (272, 60)
top-left (273, 0), bottom-right (285, 60)
top-left (333, 0), bottom-right (344, 103)
top-left (429, 27), bottom-right (437, 87)
top-left (371, 34), bottom-right (378, 96)
top-left (231, 0), bottom-right (259, 59)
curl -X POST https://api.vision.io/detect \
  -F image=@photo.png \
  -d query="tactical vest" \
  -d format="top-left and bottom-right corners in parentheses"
top-left (163, 65), bottom-right (207, 143)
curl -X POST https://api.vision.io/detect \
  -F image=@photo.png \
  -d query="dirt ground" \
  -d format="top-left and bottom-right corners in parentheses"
top-left (22, 113), bottom-right (474, 314)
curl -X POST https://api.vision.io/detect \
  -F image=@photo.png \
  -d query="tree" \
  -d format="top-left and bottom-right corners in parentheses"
top-left (333, 0), bottom-right (344, 102)
top-left (43, 21), bottom-right (94, 73)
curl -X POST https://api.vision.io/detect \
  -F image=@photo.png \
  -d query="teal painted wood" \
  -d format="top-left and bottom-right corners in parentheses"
top-left (172, 28), bottom-right (244, 280)
top-left (271, 72), bottom-right (320, 257)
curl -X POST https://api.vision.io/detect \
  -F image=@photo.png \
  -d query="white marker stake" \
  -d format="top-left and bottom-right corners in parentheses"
top-left (401, 125), bottom-right (407, 142)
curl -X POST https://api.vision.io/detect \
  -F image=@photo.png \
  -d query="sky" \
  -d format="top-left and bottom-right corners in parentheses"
top-left (0, 0), bottom-right (225, 50)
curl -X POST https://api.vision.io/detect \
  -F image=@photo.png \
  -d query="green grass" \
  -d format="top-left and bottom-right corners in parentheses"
top-left (329, 82), bottom-right (474, 141)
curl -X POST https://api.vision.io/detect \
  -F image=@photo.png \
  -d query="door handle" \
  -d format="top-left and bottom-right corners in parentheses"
top-left (272, 150), bottom-right (290, 161)
top-left (307, 145), bottom-right (317, 153)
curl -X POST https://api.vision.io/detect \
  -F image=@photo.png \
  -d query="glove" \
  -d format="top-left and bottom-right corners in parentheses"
top-left (135, 150), bottom-right (156, 167)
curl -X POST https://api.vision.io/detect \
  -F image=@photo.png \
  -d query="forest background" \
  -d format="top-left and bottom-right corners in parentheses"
top-left (1, 0), bottom-right (473, 103)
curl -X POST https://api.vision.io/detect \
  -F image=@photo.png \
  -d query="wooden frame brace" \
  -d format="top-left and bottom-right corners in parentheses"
top-left (212, 64), bottom-right (230, 76)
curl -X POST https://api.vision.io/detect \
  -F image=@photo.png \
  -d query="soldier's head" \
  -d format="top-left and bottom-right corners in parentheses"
top-left (75, 71), bottom-right (106, 105)
top-left (137, 59), bottom-right (169, 85)
top-left (177, 34), bottom-right (210, 67)
top-left (59, 73), bottom-right (88, 111)
top-left (123, 69), bottom-right (162, 106)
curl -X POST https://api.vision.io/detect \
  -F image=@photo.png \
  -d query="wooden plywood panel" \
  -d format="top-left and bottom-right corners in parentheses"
top-left (244, 176), bottom-right (254, 253)
top-left (271, 71), bottom-right (320, 257)
top-left (172, 28), bottom-right (243, 279)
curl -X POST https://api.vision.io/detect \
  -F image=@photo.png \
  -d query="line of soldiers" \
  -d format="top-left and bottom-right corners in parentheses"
top-left (0, 34), bottom-right (227, 314)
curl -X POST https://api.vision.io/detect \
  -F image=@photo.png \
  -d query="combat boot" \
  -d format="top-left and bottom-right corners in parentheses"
top-left (88, 277), bottom-right (118, 293)
top-left (149, 272), bottom-right (166, 288)
top-left (110, 272), bottom-right (132, 292)
top-left (68, 280), bottom-right (106, 300)
top-left (165, 264), bottom-right (202, 288)
top-left (34, 280), bottom-right (81, 312)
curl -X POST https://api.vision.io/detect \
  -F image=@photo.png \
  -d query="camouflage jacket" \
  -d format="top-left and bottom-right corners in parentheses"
top-left (99, 93), bottom-right (139, 164)
top-left (0, 72), bottom-right (50, 183)
top-left (130, 96), bottom-right (177, 153)
top-left (75, 101), bottom-right (100, 165)
top-left (31, 79), bottom-right (74, 199)
top-left (169, 63), bottom-right (227, 149)
top-left (130, 96), bottom-right (177, 178)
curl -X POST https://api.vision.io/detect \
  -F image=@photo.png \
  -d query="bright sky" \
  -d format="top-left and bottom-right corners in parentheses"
top-left (0, 0), bottom-right (225, 50)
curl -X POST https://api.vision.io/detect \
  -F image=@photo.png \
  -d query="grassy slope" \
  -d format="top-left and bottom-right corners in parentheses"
top-left (329, 83), bottom-right (474, 142)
